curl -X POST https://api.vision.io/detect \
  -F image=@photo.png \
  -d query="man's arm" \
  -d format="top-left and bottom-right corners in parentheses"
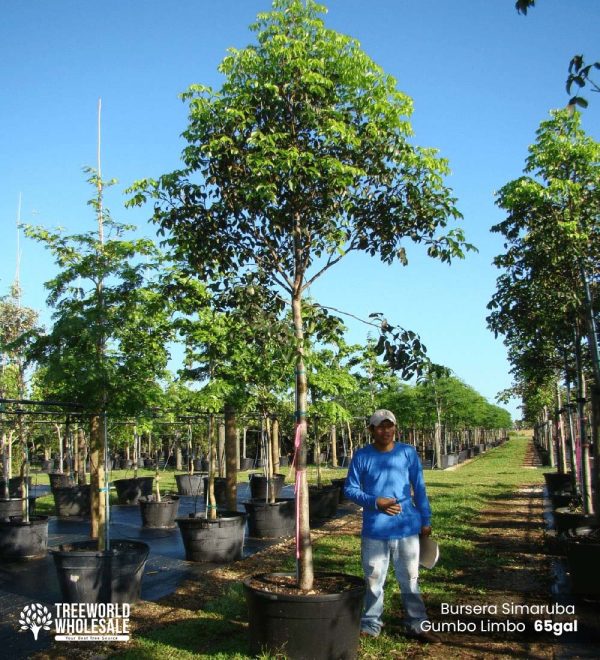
top-left (344, 453), bottom-right (379, 510)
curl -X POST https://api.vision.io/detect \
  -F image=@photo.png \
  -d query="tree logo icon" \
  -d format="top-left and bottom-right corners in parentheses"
top-left (19, 603), bottom-right (53, 640)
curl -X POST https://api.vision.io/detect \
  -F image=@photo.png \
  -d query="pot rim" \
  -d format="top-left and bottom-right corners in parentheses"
top-left (243, 571), bottom-right (365, 602)
top-left (51, 538), bottom-right (150, 557)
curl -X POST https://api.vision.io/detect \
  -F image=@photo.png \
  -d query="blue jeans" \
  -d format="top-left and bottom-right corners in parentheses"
top-left (360, 535), bottom-right (428, 636)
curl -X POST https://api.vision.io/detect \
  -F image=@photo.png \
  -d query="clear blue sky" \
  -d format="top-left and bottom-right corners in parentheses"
top-left (1, 0), bottom-right (599, 421)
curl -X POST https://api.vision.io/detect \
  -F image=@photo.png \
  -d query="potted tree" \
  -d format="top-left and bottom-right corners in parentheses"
top-left (139, 443), bottom-right (180, 529)
top-left (26, 150), bottom-right (173, 601)
top-left (0, 427), bottom-right (48, 561)
top-left (245, 413), bottom-right (295, 539)
top-left (130, 1), bottom-right (470, 654)
top-left (114, 425), bottom-right (154, 505)
top-left (176, 412), bottom-right (247, 562)
top-left (175, 420), bottom-right (205, 496)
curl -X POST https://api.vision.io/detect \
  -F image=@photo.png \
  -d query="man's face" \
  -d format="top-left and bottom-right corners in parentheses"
top-left (371, 419), bottom-right (396, 448)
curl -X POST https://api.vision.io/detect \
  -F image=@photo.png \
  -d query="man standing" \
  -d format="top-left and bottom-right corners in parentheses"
top-left (344, 409), bottom-right (439, 643)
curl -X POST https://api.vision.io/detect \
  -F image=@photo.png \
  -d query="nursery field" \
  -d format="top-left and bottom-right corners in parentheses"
top-left (29, 433), bottom-right (598, 660)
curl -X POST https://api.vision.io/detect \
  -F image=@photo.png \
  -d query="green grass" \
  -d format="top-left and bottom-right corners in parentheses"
top-left (55, 434), bottom-right (547, 658)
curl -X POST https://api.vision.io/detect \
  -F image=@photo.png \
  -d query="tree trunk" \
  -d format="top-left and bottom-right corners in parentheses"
top-left (208, 414), bottom-right (217, 520)
top-left (292, 290), bottom-right (313, 592)
top-left (90, 414), bottom-right (106, 548)
top-left (574, 334), bottom-right (594, 514)
top-left (555, 381), bottom-right (567, 474)
top-left (271, 417), bottom-right (280, 476)
top-left (330, 424), bottom-right (337, 468)
top-left (218, 421), bottom-right (226, 477)
top-left (224, 406), bottom-right (237, 511)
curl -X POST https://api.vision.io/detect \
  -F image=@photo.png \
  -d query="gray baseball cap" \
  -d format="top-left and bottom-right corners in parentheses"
top-left (369, 409), bottom-right (397, 427)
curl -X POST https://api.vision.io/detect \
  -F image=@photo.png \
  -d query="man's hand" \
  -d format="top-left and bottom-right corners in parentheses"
top-left (420, 525), bottom-right (432, 536)
top-left (376, 497), bottom-right (402, 515)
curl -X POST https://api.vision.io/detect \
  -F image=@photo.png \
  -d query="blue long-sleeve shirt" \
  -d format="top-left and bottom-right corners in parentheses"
top-left (344, 442), bottom-right (432, 539)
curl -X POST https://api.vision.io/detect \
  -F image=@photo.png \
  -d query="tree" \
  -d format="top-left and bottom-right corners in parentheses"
top-left (24, 170), bottom-right (173, 544)
top-left (490, 109), bottom-right (600, 509)
top-left (129, 0), bottom-right (472, 590)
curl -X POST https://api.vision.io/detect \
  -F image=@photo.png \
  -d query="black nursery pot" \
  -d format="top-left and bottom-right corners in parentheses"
top-left (244, 498), bottom-right (295, 538)
top-left (309, 485), bottom-right (340, 522)
top-left (244, 572), bottom-right (366, 660)
top-left (0, 476), bottom-right (33, 498)
top-left (249, 473), bottom-right (285, 500)
top-left (139, 495), bottom-right (180, 529)
top-left (543, 472), bottom-right (573, 494)
top-left (566, 527), bottom-right (600, 597)
top-left (114, 477), bottom-right (154, 505)
top-left (239, 457), bottom-right (254, 471)
top-left (330, 478), bottom-right (347, 503)
top-left (0, 515), bottom-right (49, 560)
top-left (553, 508), bottom-right (597, 535)
top-left (176, 511), bottom-right (247, 562)
top-left (202, 476), bottom-right (228, 508)
top-left (175, 473), bottom-right (205, 496)
top-left (53, 484), bottom-right (91, 519)
top-left (0, 498), bottom-right (25, 521)
top-left (52, 539), bottom-right (149, 604)
top-left (49, 472), bottom-right (74, 490)
top-left (551, 488), bottom-right (574, 510)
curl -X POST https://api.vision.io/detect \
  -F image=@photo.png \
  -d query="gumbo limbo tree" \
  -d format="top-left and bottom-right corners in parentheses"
top-left (130, 0), bottom-right (472, 590)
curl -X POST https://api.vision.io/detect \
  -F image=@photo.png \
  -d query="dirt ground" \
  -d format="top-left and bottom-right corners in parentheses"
top-left (34, 442), bottom-right (599, 659)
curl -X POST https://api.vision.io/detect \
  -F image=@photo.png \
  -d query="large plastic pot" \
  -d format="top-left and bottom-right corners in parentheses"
top-left (202, 476), bottom-right (228, 508)
top-left (239, 458), bottom-right (254, 471)
top-left (53, 485), bottom-right (91, 519)
top-left (49, 472), bottom-right (74, 490)
top-left (553, 508), bottom-right (597, 535)
top-left (52, 539), bottom-right (149, 603)
top-left (176, 511), bottom-right (247, 562)
top-left (249, 474), bottom-right (285, 500)
top-left (139, 495), bottom-right (180, 529)
top-left (244, 572), bottom-right (365, 660)
top-left (331, 478), bottom-right (347, 503)
top-left (114, 477), bottom-right (154, 505)
top-left (0, 498), bottom-right (26, 521)
top-left (565, 527), bottom-right (600, 597)
top-left (309, 485), bottom-right (340, 522)
top-left (244, 499), bottom-right (295, 538)
top-left (0, 476), bottom-right (33, 498)
top-left (175, 473), bottom-right (205, 496)
top-left (544, 472), bottom-right (573, 493)
top-left (0, 515), bottom-right (49, 560)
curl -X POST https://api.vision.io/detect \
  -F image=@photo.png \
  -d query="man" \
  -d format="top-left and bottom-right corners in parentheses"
top-left (344, 409), bottom-right (440, 643)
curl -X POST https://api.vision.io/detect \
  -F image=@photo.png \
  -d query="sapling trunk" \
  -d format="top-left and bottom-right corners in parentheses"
top-left (133, 427), bottom-right (139, 479)
top-left (271, 417), bottom-right (280, 491)
top-left (314, 418), bottom-right (322, 490)
top-left (224, 406), bottom-right (237, 511)
top-left (154, 452), bottom-right (161, 502)
top-left (207, 414), bottom-right (217, 520)
top-left (1, 434), bottom-right (8, 499)
top-left (187, 424), bottom-right (193, 476)
top-left (555, 381), bottom-right (567, 474)
top-left (330, 424), bottom-right (337, 468)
